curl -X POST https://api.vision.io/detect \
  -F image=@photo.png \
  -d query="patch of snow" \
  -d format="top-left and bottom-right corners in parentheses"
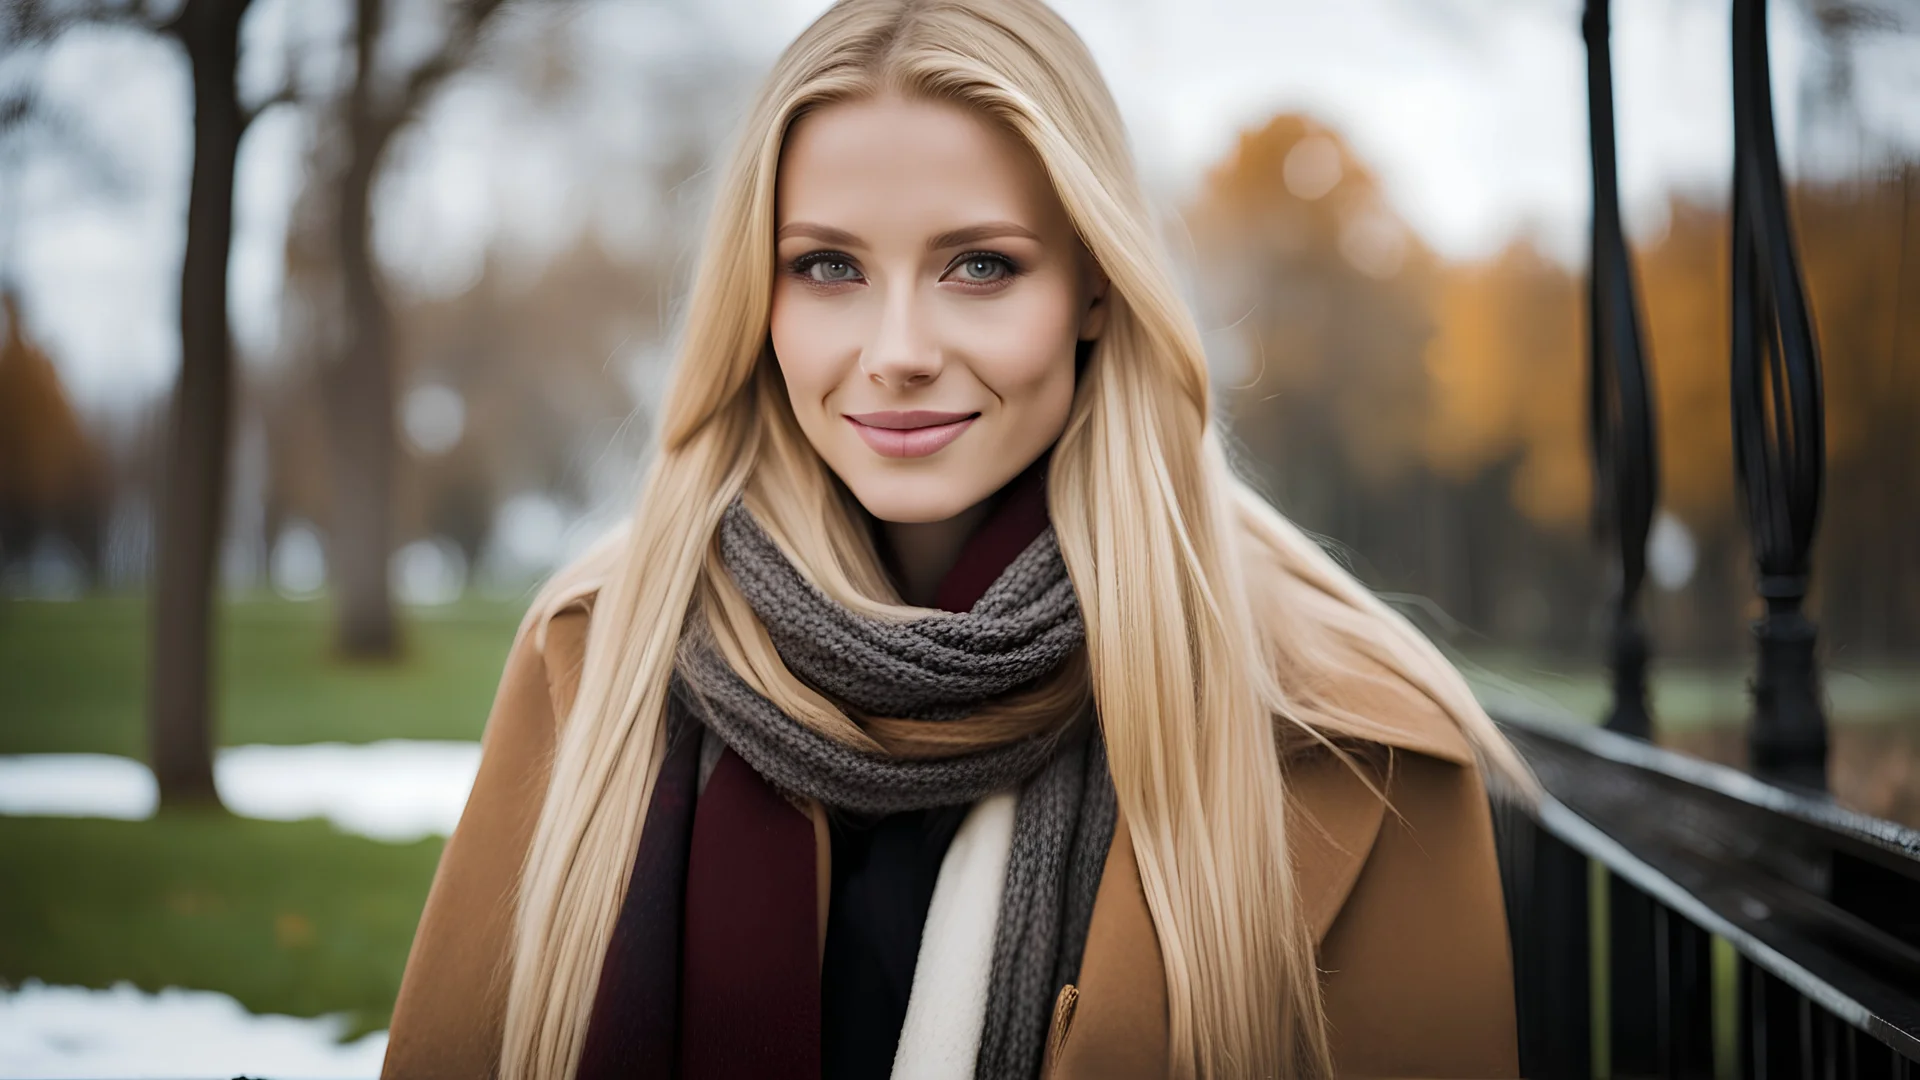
top-left (217, 741), bottom-right (481, 842)
top-left (0, 741), bottom-right (481, 843)
top-left (270, 522), bottom-right (329, 599)
top-left (0, 755), bottom-right (156, 821)
top-left (390, 538), bottom-right (469, 608)
top-left (0, 980), bottom-right (386, 1079)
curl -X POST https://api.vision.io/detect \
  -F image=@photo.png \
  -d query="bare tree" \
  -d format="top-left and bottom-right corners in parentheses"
top-left (11, 0), bottom-right (295, 806)
top-left (147, 0), bottom-right (253, 806)
top-left (325, 0), bottom-right (511, 659)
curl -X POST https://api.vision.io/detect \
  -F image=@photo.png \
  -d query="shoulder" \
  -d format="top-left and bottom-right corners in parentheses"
top-left (1265, 619), bottom-right (1521, 1072)
top-left (506, 524), bottom-right (628, 729)
top-left (1243, 538), bottom-right (1485, 772)
top-left (1279, 629), bottom-right (1479, 770)
top-left (1228, 490), bottom-right (1487, 773)
top-left (510, 586), bottom-right (596, 732)
top-left (539, 598), bottom-right (594, 724)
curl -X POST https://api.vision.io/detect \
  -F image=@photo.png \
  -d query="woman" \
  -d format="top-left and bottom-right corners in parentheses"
top-left (383, 1), bottom-right (1532, 1077)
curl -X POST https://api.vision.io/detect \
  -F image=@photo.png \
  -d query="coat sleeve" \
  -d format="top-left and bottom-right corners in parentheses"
top-left (1317, 752), bottom-right (1521, 1078)
top-left (382, 607), bottom-right (586, 1079)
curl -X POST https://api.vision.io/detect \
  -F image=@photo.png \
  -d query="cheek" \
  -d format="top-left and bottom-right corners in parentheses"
top-left (768, 289), bottom-right (845, 409)
top-left (955, 280), bottom-right (1082, 402)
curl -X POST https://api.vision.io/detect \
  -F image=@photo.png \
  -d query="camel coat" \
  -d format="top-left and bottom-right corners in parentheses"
top-left (383, 600), bottom-right (1519, 1079)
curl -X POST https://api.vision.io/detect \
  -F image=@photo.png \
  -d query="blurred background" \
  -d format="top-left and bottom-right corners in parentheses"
top-left (0, 0), bottom-right (1915, 1073)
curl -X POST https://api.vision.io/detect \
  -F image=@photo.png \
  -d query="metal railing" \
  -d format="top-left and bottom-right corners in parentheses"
top-left (1489, 1), bottom-right (1918, 1075)
top-left (1493, 703), bottom-right (1920, 1078)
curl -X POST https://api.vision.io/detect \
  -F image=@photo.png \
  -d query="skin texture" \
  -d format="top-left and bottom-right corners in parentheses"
top-left (770, 94), bottom-right (1109, 605)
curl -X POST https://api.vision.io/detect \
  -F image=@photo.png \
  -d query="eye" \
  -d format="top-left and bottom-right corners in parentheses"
top-left (789, 252), bottom-right (863, 286)
top-left (945, 252), bottom-right (1019, 287)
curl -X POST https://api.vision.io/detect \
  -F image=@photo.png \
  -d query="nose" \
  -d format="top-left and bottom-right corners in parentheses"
top-left (858, 284), bottom-right (941, 388)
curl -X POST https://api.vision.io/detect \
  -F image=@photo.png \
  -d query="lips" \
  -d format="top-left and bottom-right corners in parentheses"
top-left (843, 410), bottom-right (981, 458)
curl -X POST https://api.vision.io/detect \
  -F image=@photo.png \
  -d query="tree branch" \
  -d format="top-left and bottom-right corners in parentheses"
top-left (385, 0), bottom-right (513, 126)
top-left (17, 0), bottom-right (173, 40)
top-left (239, 79), bottom-right (301, 137)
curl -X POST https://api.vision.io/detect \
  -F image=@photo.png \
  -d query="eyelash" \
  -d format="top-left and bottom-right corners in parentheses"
top-left (784, 250), bottom-right (1023, 290)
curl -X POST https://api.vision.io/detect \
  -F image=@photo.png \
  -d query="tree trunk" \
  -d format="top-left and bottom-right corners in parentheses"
top-left (148, 0), bottom-right (252, 809)
top-left (326, 0), bottom-right (400, 659)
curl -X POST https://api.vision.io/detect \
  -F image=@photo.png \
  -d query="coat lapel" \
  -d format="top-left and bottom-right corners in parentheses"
top-left (1040, 751), bottom-right (1391, 1079)
top-left (1291, 746), bottom-right (1392, 942)
top-left (1040, 809), bottom-right (1168, 1078)
top-left (1046, 637), bottom-right (1475, 1080)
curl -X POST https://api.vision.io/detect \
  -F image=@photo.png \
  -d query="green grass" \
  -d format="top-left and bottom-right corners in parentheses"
top-left (0, 593), bottom-right (527, 756)
top-left (0, 593), bottom-right (518, 1030)
top-left (1458, 648), bottom-right (1920, 732)
top-left (0, 812), bottom-right (444, 1036)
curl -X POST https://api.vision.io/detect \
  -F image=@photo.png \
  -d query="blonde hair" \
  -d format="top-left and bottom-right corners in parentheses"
top-left (502, 2), bottom-right (1531, 1076)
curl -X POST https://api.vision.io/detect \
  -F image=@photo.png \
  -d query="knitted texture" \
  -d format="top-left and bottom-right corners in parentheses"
top-left (976, 723), bottom-right (1117, 1079)
top-left (670, 495), bottom-right (1118, 1079)
top-left (714, 497), bottom-right (1086, 720)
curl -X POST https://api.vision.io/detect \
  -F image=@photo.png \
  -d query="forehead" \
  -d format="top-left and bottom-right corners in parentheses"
top-left (775, 95), bottom-right (1065, 236)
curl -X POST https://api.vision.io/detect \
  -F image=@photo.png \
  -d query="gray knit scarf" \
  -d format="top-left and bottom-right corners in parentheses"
top-left (669, 497), bottom-right (1118, 1079)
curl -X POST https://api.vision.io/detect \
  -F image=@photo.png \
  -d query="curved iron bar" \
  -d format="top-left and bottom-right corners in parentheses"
top-left (1730, 0), bottom-right (1828, 792)
top-left (1583, 0), bottom-right (1659, 741)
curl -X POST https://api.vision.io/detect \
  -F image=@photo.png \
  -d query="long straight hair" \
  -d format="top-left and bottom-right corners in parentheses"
top-left (501, 2), bottom-right (1531, 1076)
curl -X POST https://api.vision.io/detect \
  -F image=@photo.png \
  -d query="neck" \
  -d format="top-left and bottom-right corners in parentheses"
top-left (868, 449), bottom-right (1055, 611)
top-left (880, 500), bottom-right (997, 608)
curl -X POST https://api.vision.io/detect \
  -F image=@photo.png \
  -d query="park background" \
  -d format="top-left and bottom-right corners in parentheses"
top-left (1, 0), bottom-right (1916, 1074)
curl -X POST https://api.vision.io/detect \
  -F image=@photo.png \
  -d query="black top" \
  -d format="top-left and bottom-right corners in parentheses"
top-left (820, 804), bottom-right (970, 1079)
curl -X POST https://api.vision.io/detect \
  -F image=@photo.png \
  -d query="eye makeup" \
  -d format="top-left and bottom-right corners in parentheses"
top-left (944, 251), bottom-right (1022, 287)
top-left (786, 250), bottom-right (861, 285)
top-left (780, 249), bottom-right (1025, 291)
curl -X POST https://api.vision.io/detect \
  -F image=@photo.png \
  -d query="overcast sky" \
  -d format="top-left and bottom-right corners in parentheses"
top-left (5, 0), bottom-right (1916, 416)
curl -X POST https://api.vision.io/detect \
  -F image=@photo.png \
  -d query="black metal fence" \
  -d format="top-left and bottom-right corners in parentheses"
top-left (1486, 1), bottom-right (1920, 1076)
top-left (1492, 703), bottom-right (1920, 1078)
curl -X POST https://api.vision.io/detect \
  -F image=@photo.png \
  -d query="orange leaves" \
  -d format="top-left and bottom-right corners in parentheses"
top-left (1193, 110), bottom-right (1918, 548)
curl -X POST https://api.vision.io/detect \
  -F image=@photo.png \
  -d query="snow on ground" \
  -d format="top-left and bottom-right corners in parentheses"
top-left (0, 981), bottom-right (387, 1079)
top-left (0, 742), bottom-right (478, 1073)
top-left (0, 741), bottom-right (482, 842)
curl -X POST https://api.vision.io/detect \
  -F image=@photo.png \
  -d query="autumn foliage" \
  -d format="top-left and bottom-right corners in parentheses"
top-left (1191, 114), bottom-right (1920, 659)
top-left (0, 292), bottom-right (105, 575)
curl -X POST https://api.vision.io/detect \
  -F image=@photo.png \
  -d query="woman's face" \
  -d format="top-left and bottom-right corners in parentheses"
top-left (770, 94), bottom-right (1108, 525)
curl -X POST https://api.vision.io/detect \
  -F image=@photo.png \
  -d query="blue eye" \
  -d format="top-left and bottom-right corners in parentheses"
top-left (810, 259), bottom-right (858, 282)
top-left (949, 252), bottom-right (1017, 284)
top-left (790, 252), bottom-right (862, 285)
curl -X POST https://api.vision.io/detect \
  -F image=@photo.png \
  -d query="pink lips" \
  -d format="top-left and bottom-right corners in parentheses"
top-left (843, 410), bottom-right (981, 458)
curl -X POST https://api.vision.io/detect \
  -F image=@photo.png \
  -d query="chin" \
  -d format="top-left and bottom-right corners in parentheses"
top-left (837, 463), bottom-right (997, 525)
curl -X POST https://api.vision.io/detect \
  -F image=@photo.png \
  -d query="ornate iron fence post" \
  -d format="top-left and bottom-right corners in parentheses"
top-left (1584, 0), bottom-right (1658, 744)
top-left (1584, 3), bottom-right (1668, 1071)
top-left (1730, 0), bottom-right (1828, 793)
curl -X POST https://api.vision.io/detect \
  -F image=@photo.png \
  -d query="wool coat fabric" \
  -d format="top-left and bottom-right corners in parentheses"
top-left (383, 574), bottom-right (1520, 1080)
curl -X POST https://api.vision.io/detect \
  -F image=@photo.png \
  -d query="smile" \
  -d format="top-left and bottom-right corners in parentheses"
top-left (843, 410), bottom-right (981, 458)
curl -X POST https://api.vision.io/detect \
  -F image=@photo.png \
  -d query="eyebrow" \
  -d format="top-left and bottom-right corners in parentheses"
top-left (774, 220), bottom-right (1041, 250)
